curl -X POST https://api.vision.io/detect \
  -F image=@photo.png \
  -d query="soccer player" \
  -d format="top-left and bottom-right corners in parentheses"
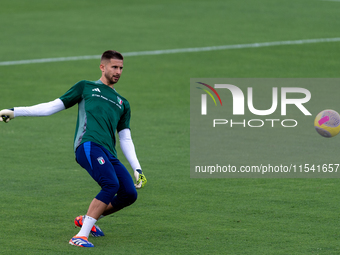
top-left (0, 50), bottom-right (147, 248)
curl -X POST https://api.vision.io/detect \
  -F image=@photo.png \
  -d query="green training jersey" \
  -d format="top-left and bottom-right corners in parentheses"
top-left (59, 80), bottom-right (131, 158)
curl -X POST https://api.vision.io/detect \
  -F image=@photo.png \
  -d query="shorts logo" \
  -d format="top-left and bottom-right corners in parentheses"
top-left (97, 157), bottom-right (105, 165)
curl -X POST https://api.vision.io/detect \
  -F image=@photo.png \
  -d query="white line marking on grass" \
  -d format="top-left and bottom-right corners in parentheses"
top-left (321, 0), bottom-right (340, 2)
top-left (1, 37), bottom-right (340, 66)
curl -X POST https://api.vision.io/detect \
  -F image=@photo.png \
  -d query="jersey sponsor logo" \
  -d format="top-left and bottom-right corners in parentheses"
top-left (92, 88), bottom-right (101, 93)
top-left (117, 96), bottom-right (123, 105)
top-left (91, 94), bottom-right (122, 109)
top-left (97, 157), bottom-right (105, 165)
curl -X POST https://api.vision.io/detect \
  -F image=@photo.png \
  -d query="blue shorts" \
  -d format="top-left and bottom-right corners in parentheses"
top-left (76, 141), bottom-right (137, 209)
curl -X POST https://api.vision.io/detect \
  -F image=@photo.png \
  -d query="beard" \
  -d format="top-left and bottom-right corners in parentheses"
top-left (105, 73), bottom-right (119, 84)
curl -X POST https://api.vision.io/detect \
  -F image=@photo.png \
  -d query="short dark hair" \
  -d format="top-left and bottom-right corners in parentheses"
top-left (101, 50), bottom-right (124, 62)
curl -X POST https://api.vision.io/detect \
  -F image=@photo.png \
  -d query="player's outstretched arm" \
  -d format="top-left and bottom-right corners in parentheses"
top-left (0, 99), bottom-right (66, 123)
top-left (118, 128), bottom-right (147, 189)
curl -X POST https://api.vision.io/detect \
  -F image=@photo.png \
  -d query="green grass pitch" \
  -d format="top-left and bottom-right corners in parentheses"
top-left (1, 0), bottom-right (340, 254)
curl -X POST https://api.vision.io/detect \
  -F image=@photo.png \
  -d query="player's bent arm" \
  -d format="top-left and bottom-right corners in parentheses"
top-left (118, 128), bottom-right (141, 171)
top-left (118, 128), bottom-right (147, 188)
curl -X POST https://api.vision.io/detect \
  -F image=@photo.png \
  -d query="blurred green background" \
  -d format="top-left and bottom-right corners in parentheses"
top-left (1, 0), bottom-right (340, 254)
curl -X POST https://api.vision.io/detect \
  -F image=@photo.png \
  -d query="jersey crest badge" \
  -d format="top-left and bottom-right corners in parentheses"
top-left (97, 157), bottom-right (105, 165)
top-left (117, 96), bottom-right (123, 105)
